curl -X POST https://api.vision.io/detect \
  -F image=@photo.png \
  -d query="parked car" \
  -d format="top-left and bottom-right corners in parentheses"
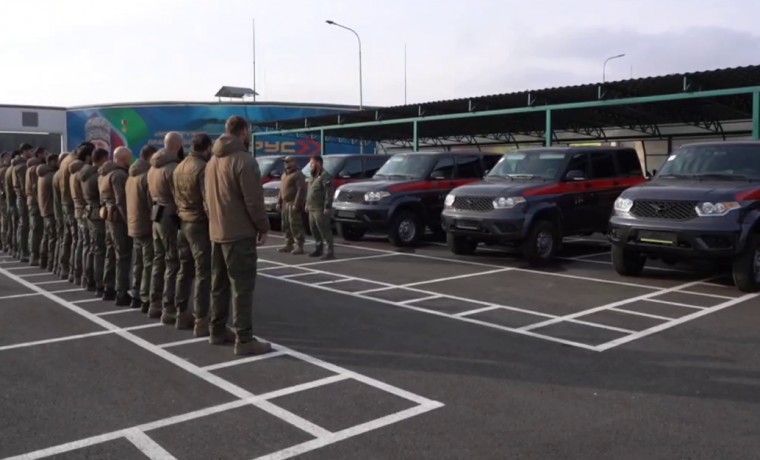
top-left (263, 154), bottom-right (391, 228)
top-left (332, 151), bottom-right (502, 246)
top-left (256, 154), bottom-right (311, 184)
top-left (441, 147), bottom-right (645, 264)
top-left (609, 141), bottom-right (760, 292)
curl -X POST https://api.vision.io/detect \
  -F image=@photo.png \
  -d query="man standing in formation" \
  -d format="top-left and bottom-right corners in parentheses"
top-left (26, 148), bottom-right (46, 266)
top-left (5, 151), bottom-right (19, 258)
top-left (12, 144), bottom-right (33, 263)
top-left (37, 154), bottom-right (59, 271)
top-left (58, 149), bottom-right (76, 280)
top-left (306, 155), bottom-right (336, 260)
top-left (0, 152), bottom-right (9, 253)
top-left (277, 155), bottom-right (307, 255)
top-left (83, 148), bottom-right (110, 298)
top-left (51, 152), bottom-right (68, 276)
top-left (127, 145), bottom-right (157, 314)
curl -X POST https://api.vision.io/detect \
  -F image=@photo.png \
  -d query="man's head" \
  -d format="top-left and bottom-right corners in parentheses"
top-left (284, 155), bottom-right (299, 172)
top-left (92, 148), bottom-right (109, 167)
top-left (140, 145), bottom-right (158, 162)
top-left (310, 155), bottom-right (324, 175)
top-left (113, 146), bottom-right (133, 169)
top-left (20, 143), bottom-right (34, 159)
top-left (33, 147), bottom-right (46, 161)
top-left (11, 150), bottom-right (20, 160)
top-left (191, 133), bottom-right (213, 160)
top-left (46, 153), bottom-right (59, 168)
top-left (85, 115), bottom-right (112, 153)
top-left (76, 142), bottom-right (96, 164)
top-left (225, 116), bottom-right (251, 150)
top-left (0, 151), bottom-right (9, 166)
top-left (59, 152), bottom-right (69, 164)
top-left (164, 132), bottom-right (184, 156)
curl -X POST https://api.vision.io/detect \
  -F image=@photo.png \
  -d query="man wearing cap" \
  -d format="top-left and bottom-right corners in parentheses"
top-left (277, 155), bottom-right (307, 255)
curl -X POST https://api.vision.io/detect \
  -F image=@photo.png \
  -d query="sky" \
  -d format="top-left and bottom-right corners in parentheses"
top-left (2, 0), bottom-right (759, 108)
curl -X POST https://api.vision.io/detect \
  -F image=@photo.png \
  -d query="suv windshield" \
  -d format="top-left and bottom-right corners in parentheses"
top-left (658, 144), bottom-right (760, 181)
top-left (488, 151), bottom-right (566, 180)
top-left (302, 156), bottom-right (344, 180)
top-left (374, 154), bottom-right (434, 180)
top-left (255, 157), bottom-right (279, 177)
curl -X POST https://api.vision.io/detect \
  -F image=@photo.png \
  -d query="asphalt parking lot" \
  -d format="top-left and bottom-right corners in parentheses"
top-left (2, 232), bottom-right (760, 459)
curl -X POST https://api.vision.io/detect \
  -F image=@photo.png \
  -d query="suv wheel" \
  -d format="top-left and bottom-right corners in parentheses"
top-left (732, 232), bottom-right (760, 292)
top-left (523, 220), bottom-right (560, 265)
top-left (389, 211), bottom-right (421, 247)
top-left (447, 233), bottom-right (478, 255)
top-left (338, 223), bottom-right (366, 242)
top-left (611, 245), bottom-right (646, 276)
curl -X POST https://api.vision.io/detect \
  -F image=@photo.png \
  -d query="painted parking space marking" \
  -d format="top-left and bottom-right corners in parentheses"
top-left (645, 298), bottom-right (707, 310)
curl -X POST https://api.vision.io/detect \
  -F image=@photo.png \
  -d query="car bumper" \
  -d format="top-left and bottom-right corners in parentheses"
top-left (441, 210), bottom-right (525, 242)
top-left (333, 203), bottom-right (391, 230)
top-left (608, 214), bottom-right (743, 258)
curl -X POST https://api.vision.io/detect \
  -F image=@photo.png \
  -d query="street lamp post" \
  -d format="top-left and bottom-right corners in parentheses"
top-left (326, 20), bottom-right (364, 152)
top-left (603, 53), bottom-right (626, 83)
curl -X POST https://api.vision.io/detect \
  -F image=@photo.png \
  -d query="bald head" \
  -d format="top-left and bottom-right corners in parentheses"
top-left (164, 132), bottom-right (183, 155)
top-left (113, 146), bottom-right (133, 168)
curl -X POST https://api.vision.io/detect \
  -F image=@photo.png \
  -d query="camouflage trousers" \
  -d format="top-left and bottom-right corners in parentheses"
top-left (176, 221), bottom-right (211, 320)
top-left (29, 205), bottom-right (43, 264)
top-left (131, 235), bottom-right (153, 304)
top-left (151, 215), bottom-right (179, 316)
top-left (16, 198), bottom-right (29, 260)
top-left (75, 218), bottom-right (91, 284)
top-left (41, 216), bottom-right (56, 271)
top-left (308, 210), bottom-right (334, 249)
top-left (211, 237), bottom-right (258, 343)
top-left (106, 221), bottom-right (132, 295)
top-left (59, 207), bottom-right (74, 278)
top-left (282, 202), bottom-right (305, 247)
top-left (87, 219), bottom-right (105, 290)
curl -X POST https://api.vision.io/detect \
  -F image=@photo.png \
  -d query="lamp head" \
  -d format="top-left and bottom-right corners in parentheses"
top-left (326, 20), bottom-right (335, 25)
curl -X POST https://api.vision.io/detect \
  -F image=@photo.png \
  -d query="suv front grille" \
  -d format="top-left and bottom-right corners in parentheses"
top-left (263, 188), bottom-right (279, 198)
top-left (452, 196), bottom-right (493, 212)
top-left (336, 191), bottom-right (365, 203)
top-left (631, 200), bottom-right (698, 220)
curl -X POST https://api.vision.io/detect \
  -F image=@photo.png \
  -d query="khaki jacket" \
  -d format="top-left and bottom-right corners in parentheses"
top-left (58, 154), bottom-right (75, 209)
top-left (147, 149), bottom-right (179, 215)
top-left (36, 164), bottom-right (57, 218)
top-left (98, 161), bottom-right (129, 223)
top-left (69, 160), bottom-right (86, 219)
top-left (126, 158), bottom-right (152, 238)
top-left (0, 165), bottom-right (7, 206)
top-left (25, 158), bottom-right (42, 207)
top-left (306, 171), bottom-right (334, 212)
top-left (205, 134), bottom-right (269, 243)
top-left (4, 165), bottom-right (16, 207)
top-left (173, 150), bottom-right (208, 223)
top-left (278, 167), bottom-right (307, 208)
top-left (79, 164), bottom-right (101, 220)
top-left (11, 157), bottom-right (27, 197)
top-left (52, 169), bottom-right (63, 221)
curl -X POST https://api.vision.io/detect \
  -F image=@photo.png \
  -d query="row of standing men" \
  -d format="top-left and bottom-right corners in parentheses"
top-left (0, 116), bottom-right (336, 356)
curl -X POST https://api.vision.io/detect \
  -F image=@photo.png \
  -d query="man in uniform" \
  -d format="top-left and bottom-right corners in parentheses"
top-left (51, 153), bottom-right (68, 275)
top-left (0, 152), bottom-right (9, 253)
top-left (12, 144), bottom-right (34, 262)
top-left (37, 154), bottom-right (58, 271)
top-left (5, 151), bottom-right (20, 258)
top-left (99, 147), bottom-right (133, 306)
top-left (306, 155), bottom-right (336, 260)
top-left (82, 148), bottom-right (110, 298)
top-left (148, 132), bottom-right (182, 325)
top-left (127, 145), bottom-right (157, 313)
top-left (173, 133), bottom-right (212, 334)
top-left (26, 147), bottom-right (46, 266)
top-left (277, 155), bottom-right (307, 255)
top-left (58, 145), bottom-right (85, 280)
top-left (206, 116), bottom-right (272, 356)
top-left (69, 151), bottom-right (88, 287)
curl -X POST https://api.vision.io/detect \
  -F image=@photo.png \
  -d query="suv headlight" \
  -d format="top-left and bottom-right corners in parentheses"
top-left (695, 201), bottom-right (740, 216)
top-left (493, 196), bottom-right (526, 209)
top-left (614, 197), bottom-right (634, 213)
top-left (334, 188), bottom-right (342, 201)
top-left (444, 194), bottom-right (455, 208)
top-left (364, 191), bottom-right (391, 203)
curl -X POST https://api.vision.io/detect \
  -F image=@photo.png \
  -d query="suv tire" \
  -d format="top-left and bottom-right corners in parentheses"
top-left (447, 233), bottom-right (478, 255)
top-left (389, 211), bottom-right (421, 247)
top-left (611, 245), bottom-right (646, 276)
top-left (523, 220), bottom-right (560, 265)
top-left (732, 232), bottom-right (760, 292)
top-left (338, 223), bottom-right (366, 242)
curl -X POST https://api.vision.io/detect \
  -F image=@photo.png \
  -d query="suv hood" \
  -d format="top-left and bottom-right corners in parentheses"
top-left (449, 179), bottom-right (550, 197)
top-left (263, 180), bottom-right (281, 190)
top-left (338, 179), bottom-right (443, 193)
top-left (622, 179), bottom-right (760, 201)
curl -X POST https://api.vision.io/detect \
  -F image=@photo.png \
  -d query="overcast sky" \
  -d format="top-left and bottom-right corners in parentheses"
top-left (2, 0), bottom-right (759, 108)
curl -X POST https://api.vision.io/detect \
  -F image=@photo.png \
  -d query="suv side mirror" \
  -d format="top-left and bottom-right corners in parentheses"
top-left (430, 171), bottom-right (446, 180)
top-left (270, 170), bottom-right (282, 179)
top-left (564, 170), bottom-right (586, 181)
top-left (339, 171), bottom-right (352, 179)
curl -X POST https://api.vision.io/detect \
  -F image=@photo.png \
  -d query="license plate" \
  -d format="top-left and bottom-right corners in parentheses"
top-left (638, 230), bottom-right (676, 245)
top-left (456, 220), bottom-right (480, 230)
top-left (337, 210), bottom-right (355, 219)
top-left (264, 197), bottom-right (277, 205)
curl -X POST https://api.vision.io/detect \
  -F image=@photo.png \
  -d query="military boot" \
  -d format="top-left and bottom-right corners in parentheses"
top-left (140, 301), bottom-right (150, 314)
top-left (234, 339), bottom-right (273, 356)
top-left (209, 326), bottom-right (237, 345)
top-left (115, 292), bottom-right (132, 307)
top-left (291, 243), bottom-right (305, 255)
top-left (193, 318), bottom-right (210, 338)
top-left (308, 245), bottom-right (323, 258)
top-left (95, 287), bottom-right (105, 298)
top-left (102, 290), bottom-right (116, 302)
top-left (320, 246), bottom-right (335, 261)
top-left (160, 311), bottom-right (177, 326)
top-left (175, 309), bottom-right (194, 330)
top-left (130, 296), bottom-right (142, 309)
top-left (146, 304), bottom-right (162, 319)
top-left (277, 244), bottom-right (294, 253)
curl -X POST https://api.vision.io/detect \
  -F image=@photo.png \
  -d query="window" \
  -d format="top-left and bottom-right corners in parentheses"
top-left (364, 156), bottom-right (389, 177)
top-left (21, 112), bottom-right (38, 127)
top-left (564, 153), bottom-right (590, 180)
top-left (338, 158), bottom-right (363, 179)
top-left (456, 156), bottom-right (482, 179)
top-left (482, 154), bottom-right (502, 173)
top-left (590, 151), bottom-right (616, 179)
top-left (616, 150), bottom-right (643, 177)
top-left (268, 159), bottom-right (285, 178)
top-left (430, 157), bottom-right (455, 179)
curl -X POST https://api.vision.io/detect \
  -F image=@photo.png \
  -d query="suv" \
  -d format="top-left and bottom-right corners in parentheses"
top-left (441, 147), bottom-right (645, 264)
top-left (609, 141), bottom-right (760, 292)
top-left (263, 154), bottom-right (391, 224)
top-left (256, 155), bottom-right (311, 184)
top-left (332, 151), bottom-right (502, 246)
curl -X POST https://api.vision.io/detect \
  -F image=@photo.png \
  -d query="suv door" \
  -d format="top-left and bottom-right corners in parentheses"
top-left (588, 150), bottom-right (620, 230)
top-left (426, 155), bottom-right (456, 225)
top-left (455, 155), bottom-right (484, 183)
top-left (559, 152), bottom-right (593, 234)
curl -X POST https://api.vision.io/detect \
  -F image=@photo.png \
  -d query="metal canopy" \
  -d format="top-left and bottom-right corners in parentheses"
top-left (253, 65), bottom-right (760, 149)
top-left (215, 86), bottom-right (258, 98)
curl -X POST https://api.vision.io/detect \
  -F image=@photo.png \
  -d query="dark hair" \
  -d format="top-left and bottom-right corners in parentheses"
top-left (140, 145), bottom-right (158, 161)
top-left (19, 143), bottom-right (33, 152)
top-left (34, 147), bottom-right (46, 157)
top-left (76, 142), bottom-right (96, 162)
top-left (311, 155), bottom-right (323, 165)
top-left (11, 150), bottom-right (20, 159)
top-left (46, 153), bottom-right (58, 164)
top-left (191, 133), bottom-right (213, 152)
top-left (93, 148), bottom-right (109, 164)
top-left (225, 116), bottom-right (249, 136)
top-left (0, 151), bottom-right (8, 158)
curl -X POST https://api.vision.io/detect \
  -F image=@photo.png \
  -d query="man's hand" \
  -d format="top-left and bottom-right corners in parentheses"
top-left (257, 232), bottom-right (268, 246)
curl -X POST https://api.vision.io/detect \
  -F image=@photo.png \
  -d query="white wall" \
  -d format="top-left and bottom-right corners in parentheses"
top-left (0, 105), bottom-right (67, 151)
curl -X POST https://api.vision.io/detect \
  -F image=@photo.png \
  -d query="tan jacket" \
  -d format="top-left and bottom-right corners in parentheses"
top-left (25, 158), bottom-right (42, 207)
top-left (126, 158), bottom-right (152, 238)
top-left (4, 164), bottom-right (16, 206)
top-left (79, 164), bottom-right (101, 220)
top-left (11, 157), bottom-right (27, 196)
top-left (68, 160), bottom-right (86, 219)
top-left (0, 165), bottom-right (7, 205)
top-left (147, 149), bottom-right (179, 215)
top-left (98, 161), bottom-right (129, 223)
top-left (205, 134), bottom-right (269, 243)
top-left (58, 154), bottom-right (75, 208)
top-left (36, 164), bottom-right (57, 218)
top-left (278, 167), bottom-right (307, 208)
top-left (173, 150), bottom-right (208, 223)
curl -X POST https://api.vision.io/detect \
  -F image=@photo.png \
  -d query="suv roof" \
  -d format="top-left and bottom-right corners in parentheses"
top-left (510, 146), bottom-right (636, 153)
top-left (676, 141), bottom-right (760, 149)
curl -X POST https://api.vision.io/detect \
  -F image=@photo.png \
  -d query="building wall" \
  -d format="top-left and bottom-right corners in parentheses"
top-left (0, 105), bottom-right (67, 153)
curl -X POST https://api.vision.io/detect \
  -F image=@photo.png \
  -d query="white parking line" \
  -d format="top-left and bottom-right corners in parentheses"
top-left (399, 295), bottom-right (442, 305)
top-left (123, 429), bottom-right (178, 460)
top-left (572, 251), bottom-right (612, 260)
top-left (5, 266), bottom-right (42, 271)
top-left (0, 323), bottom-right (162, 352)
top-left (676, 290), bottom-right (735, 300)
top-left (95, 309), bottom-right (140, 317)
top-left (158, 337), bottom-right (208, 348)
top-left (453, 305), bottom-right (503, 317)
top-left (202, 350), bottom-right (286, 372)
top-left (50, 288), bottom-right (85, 294)
top-left (609, 307), bottom-right (674, 321)
top-left (0, 292), bottom-right (41, 300)
top-left (315, 278), bottom-right (354, 286)
top-left (35, 279), bottom-right (69, 285)
top-left (645, 298), bottom-right (707, 310)
top-left (73, 298), bottom-right (104, 304)
top-left (19, 272), bottom-right (53, 278)
top-left (356, 268), bottom-right (514, 295)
